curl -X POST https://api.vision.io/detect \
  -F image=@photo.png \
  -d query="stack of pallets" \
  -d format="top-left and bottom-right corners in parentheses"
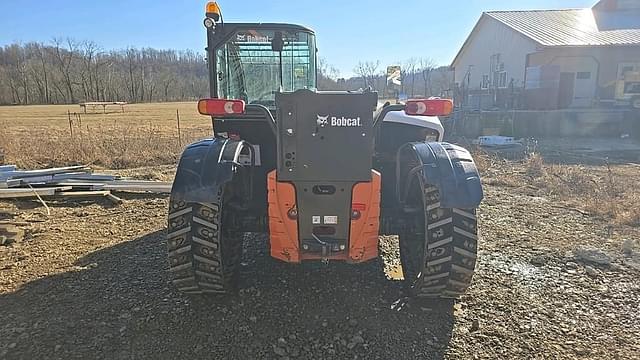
top-left (0, 165), bottom-right (172, 203)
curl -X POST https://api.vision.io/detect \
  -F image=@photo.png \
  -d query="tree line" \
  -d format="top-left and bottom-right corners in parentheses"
top-left (319, 58), bottom-right (453, 99)
top-left (0, 39), bottom-right (208, 105)
top-left (0, 38), bottom-right (451, 105)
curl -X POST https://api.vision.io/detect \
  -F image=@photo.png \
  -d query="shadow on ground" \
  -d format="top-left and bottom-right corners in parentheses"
top-left (0, 230), bottom-right (454, 359)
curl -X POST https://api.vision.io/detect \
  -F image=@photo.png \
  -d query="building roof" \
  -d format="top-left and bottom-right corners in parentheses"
top-left (486, 9), bottom-right (640, 47)
top-left (452, 6), bottom-right (640, 67)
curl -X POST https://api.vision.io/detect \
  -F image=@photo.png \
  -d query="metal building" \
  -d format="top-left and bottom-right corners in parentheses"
top-left (451, 0), bottom-right (640, 110)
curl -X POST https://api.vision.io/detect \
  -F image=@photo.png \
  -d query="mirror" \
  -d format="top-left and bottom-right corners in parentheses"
top-left (271, 31), bottom-right (284, 52)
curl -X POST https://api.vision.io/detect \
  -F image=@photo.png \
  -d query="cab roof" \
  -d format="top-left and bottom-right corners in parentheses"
top-left (221, 23), bottom-right (314, 34)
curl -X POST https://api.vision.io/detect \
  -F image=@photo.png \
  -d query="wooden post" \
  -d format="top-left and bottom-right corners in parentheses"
top-left (68, 110), bottom-right (74, 138)
top-left (176, 109), bottom-right (182, 147)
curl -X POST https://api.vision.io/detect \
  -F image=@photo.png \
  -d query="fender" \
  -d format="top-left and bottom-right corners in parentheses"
top-left (171, 138), bottom-right (253, 203)
top-left (397, 142), bottom-right (483, 209)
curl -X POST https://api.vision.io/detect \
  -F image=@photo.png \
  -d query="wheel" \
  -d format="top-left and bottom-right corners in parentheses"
top-left (166, 186), bottom-right (242, 294)
top-left (399, 177), bottom-right (478, 298)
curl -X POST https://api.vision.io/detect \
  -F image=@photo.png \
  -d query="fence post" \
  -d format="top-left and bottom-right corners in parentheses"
top-left (176, 109), bottom-right (182, 147)
top-left (68, 110), bottom-right (73, 138)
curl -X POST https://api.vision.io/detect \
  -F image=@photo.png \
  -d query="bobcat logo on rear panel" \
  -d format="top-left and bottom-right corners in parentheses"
top-left (316, 114), bottom-right (362, 127)
top-left (316, 115), bottom-right (329, 127)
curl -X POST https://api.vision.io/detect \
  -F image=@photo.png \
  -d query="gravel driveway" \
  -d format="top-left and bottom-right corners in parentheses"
top-left (1, 166), bottom-right (639, 359)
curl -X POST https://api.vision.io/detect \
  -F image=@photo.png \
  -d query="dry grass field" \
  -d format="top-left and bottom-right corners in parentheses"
top-left (476, 153), bottom-right (640, 227)
top-left (0, 102), bottom-right (211, 169)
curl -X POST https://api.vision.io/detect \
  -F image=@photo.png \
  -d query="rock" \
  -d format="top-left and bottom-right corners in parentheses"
top-left (352, 335), bottom-right (364, 344)
top-left (471, 319), bottom-right (480, 332)
top-left (565, 261), bottom-right (579, 269)
top-left (289, 346), bottom-right (300, 357)
top-left (530, 255), bottom-right (548, 266)
top-left (574, 247), bottom-right (612, 266)
top-left (273, 345), bottom-right (287, 357)
top-left (347, 342), bottom-right (356, 350)
top-left (8, 343), bottom-right (16, 349)
top-left (348, 319), bottom-right (358, 327)
top-left (426, 339), bottom-right (435, 346)
top-left (575, 347), bottom-right (590, 356)
top-left (609, 263), bottom-right (624, 272)
top-left (55, 344), bottom-right (62, 351)
top-left (585, 265), bottom-right (598, 277)
top-left (0, 225), bottom-right (24, 246)
top-left (622, 239), bottom-right (636, 256)
top-left (277, 337), bottom-right (287, 346)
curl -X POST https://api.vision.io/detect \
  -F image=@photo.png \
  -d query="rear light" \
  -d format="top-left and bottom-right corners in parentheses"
top-left (352, 203), bottom-right (367, 211)
top-left (197, 98), bottom-right (245, 116)
top-left (405, 98), bottom-right (453, 116)
top-left (205, 2), bottom-right (222, 21)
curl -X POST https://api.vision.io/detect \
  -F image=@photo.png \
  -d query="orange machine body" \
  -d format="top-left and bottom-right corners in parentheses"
top-left (267, 170), bottom-right (381, 263)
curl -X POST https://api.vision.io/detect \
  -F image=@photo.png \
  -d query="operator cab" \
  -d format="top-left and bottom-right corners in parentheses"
top-left (209, 23), bottom-right (317, 109)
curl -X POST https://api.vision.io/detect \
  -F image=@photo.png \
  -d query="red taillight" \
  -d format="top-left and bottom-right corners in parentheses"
top-left (197, 98), bottom-right (245, 116)
top-left (405, 98), bottom-right (453, 116)
top-left (352, 203), bottom-right (367, 211)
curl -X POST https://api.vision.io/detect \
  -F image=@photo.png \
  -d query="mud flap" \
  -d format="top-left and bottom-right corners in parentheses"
top-left (171, 138), bottom-right (253, 203)
top-left (397, 142), bottom-right (483, 209)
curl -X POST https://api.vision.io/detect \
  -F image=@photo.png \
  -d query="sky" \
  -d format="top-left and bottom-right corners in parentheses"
top-left (0, 0), bottom-right (596, 77)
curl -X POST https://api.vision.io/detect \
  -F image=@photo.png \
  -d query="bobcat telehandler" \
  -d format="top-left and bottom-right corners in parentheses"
top-left (167, 2), bottom-right (483, 299)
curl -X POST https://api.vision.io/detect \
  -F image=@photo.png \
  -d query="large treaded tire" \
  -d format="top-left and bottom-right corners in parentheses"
top-left (400, 185), bottom-right (478, 299)
top-left (167, 188), bottom-right (240, 295)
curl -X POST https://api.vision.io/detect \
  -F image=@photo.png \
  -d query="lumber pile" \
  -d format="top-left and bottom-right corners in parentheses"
top-left (0, 165), bottom-right (172, 203)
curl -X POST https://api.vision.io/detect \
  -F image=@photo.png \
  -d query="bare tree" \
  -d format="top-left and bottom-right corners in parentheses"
top-left (317, 57), bottom-right (340, 90)
top-left (404, 58), bottom-right (418, 97)
top-left (353, 60), bottom-right (380, 90)
top-left (51, 38), bottom-right (79, 103)
top-left (31, 43), bottom-right (51, 103)
top-left (419, 58), bottom-right (437, 97)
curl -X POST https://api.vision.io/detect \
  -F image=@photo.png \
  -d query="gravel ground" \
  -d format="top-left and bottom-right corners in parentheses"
top-left (1, 164), bottom-right (639, 359)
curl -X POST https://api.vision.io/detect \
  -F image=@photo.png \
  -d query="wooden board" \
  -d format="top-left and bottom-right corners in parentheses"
top-left (0, 166), bottom-right (90, 179)
top-left (0, 179), bottom-right (21, 189)
top-left (52, 182), bottom-right (106, 190)
top-left (0, 186), bottom-right (73, 199)
top-left (56, 191), bottom-right (111, 197)
top-left (0, 165), bottom-right (17, 173)
top-left (51, 173), bottom-right (117, 182)
top-left (102, 181), bottom-right (172, 192)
